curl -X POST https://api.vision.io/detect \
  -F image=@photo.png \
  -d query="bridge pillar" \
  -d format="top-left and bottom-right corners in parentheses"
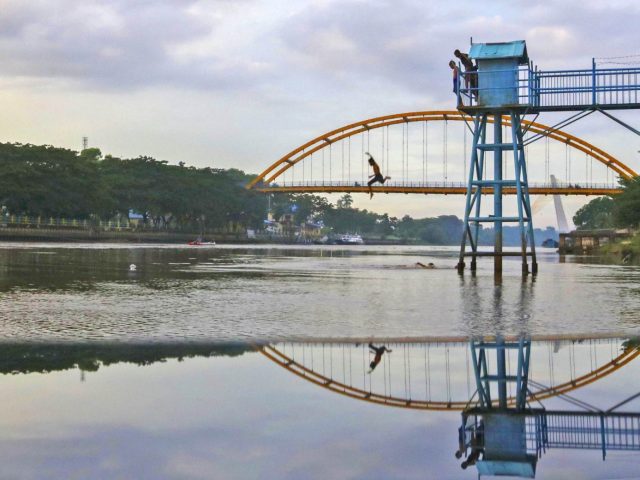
top-left (494, 116), bottom-right (503, 276)
top-left (457, 111), bottom-right (537, 275)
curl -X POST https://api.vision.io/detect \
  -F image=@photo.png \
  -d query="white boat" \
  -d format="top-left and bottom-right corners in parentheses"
top-left (336, 234), bottom-right (364, 245)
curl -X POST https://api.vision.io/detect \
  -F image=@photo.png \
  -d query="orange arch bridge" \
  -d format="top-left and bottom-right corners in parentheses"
top-left (247, 111), bottom-right (636, 196)
top-left (260, 338), bottom-right (640, 411)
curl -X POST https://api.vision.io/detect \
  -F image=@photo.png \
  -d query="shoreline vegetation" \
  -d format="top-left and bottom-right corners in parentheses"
top-left (598, 235), bottom-right (640, 265)
top-left (0, 141), bottom-right (559, 246)
top-left (569, 177), bottom-right (640, 264)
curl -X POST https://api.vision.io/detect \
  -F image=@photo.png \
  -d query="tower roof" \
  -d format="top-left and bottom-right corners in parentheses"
top-left (469, 40), bottom-right (529, 64)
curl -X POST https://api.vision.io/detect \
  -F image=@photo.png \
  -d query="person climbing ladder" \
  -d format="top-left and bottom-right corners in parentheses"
top-left (366, 152), bottom-right (391, 199)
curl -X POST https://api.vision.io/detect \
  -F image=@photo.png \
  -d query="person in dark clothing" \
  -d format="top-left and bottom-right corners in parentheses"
top-left (368, 343), bottom-right (392, 373)
top-left (366, 152), bottom-right (391, 199)
top-left (454, 49), bottom-right (478, 98)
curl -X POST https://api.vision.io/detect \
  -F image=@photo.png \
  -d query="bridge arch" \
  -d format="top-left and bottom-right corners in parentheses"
top-left (261, 338), bottom-right (640, 411)
top-left (247, 111), bottom-right (636, 195)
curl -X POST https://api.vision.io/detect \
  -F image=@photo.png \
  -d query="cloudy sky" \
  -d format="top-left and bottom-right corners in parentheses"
top-left (1, 0), bottom-right (639, 226)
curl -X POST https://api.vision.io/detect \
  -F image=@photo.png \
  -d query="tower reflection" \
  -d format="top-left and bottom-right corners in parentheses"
top-left (261, 336), bottom-right (640, 477)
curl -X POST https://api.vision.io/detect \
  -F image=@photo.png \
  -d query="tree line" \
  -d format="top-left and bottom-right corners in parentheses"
top-left (573, 177), bottom-right (640, 230)
top-left (0, 141), bottom-right (560, 244)
top-left (0, 143), bottom-right (267, 231)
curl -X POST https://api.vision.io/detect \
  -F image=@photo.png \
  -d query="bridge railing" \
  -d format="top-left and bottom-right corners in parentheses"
top-left (266, 180), bottom-right (617, 190)
top-left (457, 60), bottom-right (640, 111)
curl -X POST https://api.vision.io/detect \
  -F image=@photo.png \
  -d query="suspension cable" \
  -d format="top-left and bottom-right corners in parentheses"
top-left (386, 126), bottom-right (389, 183)
top-left (423, 121), bottom-right (426, 184)
top-left (407, 122), bottom-right (410, 185)
top-left (545, 136), bottom-right (549, 183)
top-left (463, 123), bottom-right (467, 181)
top-left (402, 123), bottom-right (406, 184)
top-left (443, 119), bottom-right (448, 181)
top-left (381, 127), bottom-right (385, 177)
top-left (322, 147), bottom-right (325, 186)
top-left (361, 134), bottom-right (365, 185)
top-left (329, 143), bottom-right (332, 184)
top-left (425, 121), bottom-right (429, 182)
top-left (348, 136), bottom-right (351, 184)
top-left (341, 139), bottom-right (344, 183)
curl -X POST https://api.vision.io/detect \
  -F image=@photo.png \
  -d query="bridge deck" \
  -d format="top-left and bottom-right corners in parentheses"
top-left (458, 63), bottom-right (640, 113)
top-left (256, 182), bottom-right (620, 196)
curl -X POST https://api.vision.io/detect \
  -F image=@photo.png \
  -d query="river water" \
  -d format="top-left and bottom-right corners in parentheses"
top-left (0, 243), bottom-right (639, 340)
top-left (2, 243), bottom-right (640, 479)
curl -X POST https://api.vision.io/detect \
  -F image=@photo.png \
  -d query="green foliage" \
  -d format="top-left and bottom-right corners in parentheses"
top-left (573, 197), bottom-right (615, 230)
top-left (272, 193), bottom-right (331, 225)
top-left (336, 194), bottom-right (353, 209)
top-left (0, 143), bottom-right (102, 218)
top-left (395, 215), bottom-right (463, 243)
top-left (0, 142), bottom-right (266, 231)
top-left (613, 177), bottom-right (640, 228)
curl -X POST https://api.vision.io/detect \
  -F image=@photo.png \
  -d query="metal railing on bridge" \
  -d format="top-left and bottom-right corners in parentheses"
top-left (462, 409), bottom-right (640, 462)
top-left (258, 180), bottom-right (621, 195)
top-left (457, 60), bottom-right (640, 112)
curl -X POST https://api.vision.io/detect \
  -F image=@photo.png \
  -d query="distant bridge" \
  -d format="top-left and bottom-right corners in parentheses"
top-left (247, 111), bottom-right (636, 196)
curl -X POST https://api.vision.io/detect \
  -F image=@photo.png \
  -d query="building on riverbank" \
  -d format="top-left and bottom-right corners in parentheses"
top-left (559, 229), bottom-right (633, 254)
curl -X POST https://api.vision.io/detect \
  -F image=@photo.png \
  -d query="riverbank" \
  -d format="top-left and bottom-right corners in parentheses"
top-left (0, 226), bottom-right (274, 244)
top-left (598, 233), bottom-right (640, 265)
top-left (0, 226), bottom-right (412, 245)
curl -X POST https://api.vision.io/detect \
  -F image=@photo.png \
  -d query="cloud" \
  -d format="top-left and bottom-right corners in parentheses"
top-left (0, 0), bottom-right (273, 91)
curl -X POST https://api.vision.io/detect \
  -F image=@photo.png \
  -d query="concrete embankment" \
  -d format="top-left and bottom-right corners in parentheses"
top-left (0, 227), bottom-right (271, 244)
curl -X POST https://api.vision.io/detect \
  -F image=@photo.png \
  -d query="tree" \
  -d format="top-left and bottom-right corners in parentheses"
top-left (613, 177), bottom-right (640, 227)
top-left (337, 194), bottom-right (353, 209)
top-left (573, 197), bottom-right (615, 230)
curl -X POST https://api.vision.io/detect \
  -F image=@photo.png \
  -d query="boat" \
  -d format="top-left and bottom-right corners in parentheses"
top-left (188, 240), bottom-right (216, 246)
top-left (334, 234), bottom-right (364, 245)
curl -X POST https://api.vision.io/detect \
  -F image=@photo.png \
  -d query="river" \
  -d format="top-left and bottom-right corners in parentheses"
top-left (2, 242), bottom-right (640, 479)
top-left (0, 243), bottom-right (639, 341)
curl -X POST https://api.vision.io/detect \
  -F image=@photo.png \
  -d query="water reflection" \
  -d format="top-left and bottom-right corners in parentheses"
top-left (259, 337), bottom-right (640, 477)
top-left (2, 336), bottom-right (639, 478)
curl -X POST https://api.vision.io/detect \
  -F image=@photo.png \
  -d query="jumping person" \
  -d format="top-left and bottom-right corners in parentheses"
top-left (366, 152), bottom-right (390, 199)
top-left (368, 343), bottom-right (392, 373)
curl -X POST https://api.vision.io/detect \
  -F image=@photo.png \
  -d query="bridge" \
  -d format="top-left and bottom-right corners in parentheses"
top-left (248, 40), bottom-right (640, 275)
top-left (261, 337), bottom-right (640, 476)
top-left (261, 337), bottom-right (639, 411)
top-left (247, 111), bottom-right (636, 196)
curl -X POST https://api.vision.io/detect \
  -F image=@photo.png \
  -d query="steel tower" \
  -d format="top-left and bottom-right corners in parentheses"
top-left (454, 40), bottom-right (640, 276)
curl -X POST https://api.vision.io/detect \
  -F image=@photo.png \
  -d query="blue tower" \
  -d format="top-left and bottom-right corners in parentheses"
top-left (456, 40), bottom-right (536, 276)
top-left (455, 40), bottom-right (640, 275)
top-left (459, 338), bottom-right (640, 477)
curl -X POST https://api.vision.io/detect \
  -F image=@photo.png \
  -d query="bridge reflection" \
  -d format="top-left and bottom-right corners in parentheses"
top-left (261, 336), bottom-right (640, 477)
top-left (261, 337), bottom-right (638, 410)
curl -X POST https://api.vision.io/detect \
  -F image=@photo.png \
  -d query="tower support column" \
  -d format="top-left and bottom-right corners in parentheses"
top-left (457, 111), bottom-right (537, 275)
top-left (494, 116), bottom-right (503, 276)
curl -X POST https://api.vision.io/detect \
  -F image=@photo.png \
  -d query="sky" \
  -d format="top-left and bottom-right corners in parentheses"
top-left (1, 0), bottom-right (639, 227)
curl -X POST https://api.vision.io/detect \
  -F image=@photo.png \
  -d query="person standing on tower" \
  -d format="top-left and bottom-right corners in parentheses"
top-left (450, 60), bottom-right (462, 107)
top-left (454, 49), bottom-right (478, 98)
top-left (366, 152), bottom-right (391, 199)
